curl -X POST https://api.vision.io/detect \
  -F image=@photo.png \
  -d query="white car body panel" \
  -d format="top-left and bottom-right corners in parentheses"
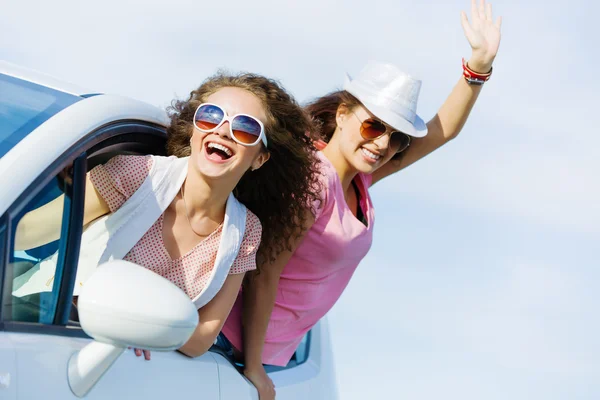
top-left (7, 332), bottom-right (220, 399)
top-left (0, 335), bottom-right (17, 399)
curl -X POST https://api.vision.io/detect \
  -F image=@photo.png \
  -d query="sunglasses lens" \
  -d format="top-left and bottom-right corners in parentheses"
top-left (360, 119), bottom-right (387, 139)
top-left (390, 132), bottom-right (410, 153)
top-left (194, 104), bottom-right (224, 131)
top-left (231, 115), bottom-right (262, 145)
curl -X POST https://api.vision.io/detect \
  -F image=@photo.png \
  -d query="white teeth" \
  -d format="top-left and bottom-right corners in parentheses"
top-left (207, 142), bottom-right (233, 156)
top-left (361, 148), bottom-right (381, 161)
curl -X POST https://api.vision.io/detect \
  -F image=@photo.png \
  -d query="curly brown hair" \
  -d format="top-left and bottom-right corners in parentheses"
top-left (305, 90), bottom-right (405, 161)
top-left (166, 71), bottom-right (322, 267)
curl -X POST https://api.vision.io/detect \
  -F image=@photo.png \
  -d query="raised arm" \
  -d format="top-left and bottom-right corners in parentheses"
top-left (371, 0), bottom-right (502, 184)
top-left (15, 174), bottom-right (110, 250)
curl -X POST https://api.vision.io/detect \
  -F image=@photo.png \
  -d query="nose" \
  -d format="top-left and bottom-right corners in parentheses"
top-left (213, 120), bottom-right (233, 140)
top-left (372, 132), bottom-right (391, 150)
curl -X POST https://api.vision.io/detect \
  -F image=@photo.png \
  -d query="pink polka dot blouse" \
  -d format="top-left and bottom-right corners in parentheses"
top-left (89, 155), bottom-right (261, 300)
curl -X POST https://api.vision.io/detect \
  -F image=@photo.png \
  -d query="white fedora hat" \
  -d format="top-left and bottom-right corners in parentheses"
top-left (343, 61), bottom-right (428, 138)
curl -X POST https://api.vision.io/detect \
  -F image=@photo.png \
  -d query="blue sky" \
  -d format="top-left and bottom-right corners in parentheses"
top-left (2, 0), bottom-right (598, 398)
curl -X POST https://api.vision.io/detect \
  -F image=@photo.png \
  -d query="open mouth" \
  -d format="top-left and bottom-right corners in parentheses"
top-left (205, 141), bottom-right (234, 161)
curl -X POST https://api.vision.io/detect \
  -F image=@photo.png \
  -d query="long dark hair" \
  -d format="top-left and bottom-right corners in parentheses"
top-left (166, 71), bottom-right (322, 267)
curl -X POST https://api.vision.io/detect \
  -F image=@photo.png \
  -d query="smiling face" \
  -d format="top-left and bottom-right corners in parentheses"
top-left (189, 87), bottom-right (270, 184)
top-left (330, 104), bottom-right (399, 174)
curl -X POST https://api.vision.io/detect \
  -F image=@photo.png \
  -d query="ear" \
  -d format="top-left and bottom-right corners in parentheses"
top-left (336, 103), bottom-right (351, 128)
top-left (251, 150), bottom-right (271, 171)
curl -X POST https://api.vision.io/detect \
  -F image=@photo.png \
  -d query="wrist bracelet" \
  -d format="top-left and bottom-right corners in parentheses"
top-left (462, 58), bottom-right (492, 85)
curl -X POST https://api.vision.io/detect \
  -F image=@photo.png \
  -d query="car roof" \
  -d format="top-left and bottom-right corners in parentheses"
top-left (0, 60), bottom-right (93, 97)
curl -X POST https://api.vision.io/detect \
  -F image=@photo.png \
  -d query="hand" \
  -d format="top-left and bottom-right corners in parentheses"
top-left (461, 0), bottom-right (502, 72)
top-left (130, 347), bottom-right (152, 361)
top-left (244, 365), bottom-right (276, 400)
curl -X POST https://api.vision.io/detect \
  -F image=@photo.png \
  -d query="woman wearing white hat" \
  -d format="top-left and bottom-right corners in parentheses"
top-left (221, 1), bottom-right (502, 398)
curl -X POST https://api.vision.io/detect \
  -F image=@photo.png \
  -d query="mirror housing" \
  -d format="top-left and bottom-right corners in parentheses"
top-left (68, 260), bottom-right (198, 397)
top-left (77, 259), bottom-right (198, 349)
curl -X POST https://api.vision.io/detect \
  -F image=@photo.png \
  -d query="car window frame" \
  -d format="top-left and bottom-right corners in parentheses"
top-left (0, 121), bottom-right (167, 336)
top-left (0, 218), bottom-right (6, 293)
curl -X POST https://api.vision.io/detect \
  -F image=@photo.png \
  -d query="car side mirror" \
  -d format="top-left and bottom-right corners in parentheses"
top-left (67, 260), bottom-right (198, 397)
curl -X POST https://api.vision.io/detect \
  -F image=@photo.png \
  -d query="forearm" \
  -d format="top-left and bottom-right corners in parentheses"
top-left (178, 319), bottom-right (221, 358)
top-left (179, 273), bottom-right (245, 358)
top-left (242, 272), bottom-right (280, 368)
top-left (15, 174), bottom-right (110, 251)
top-left (14, 195), bottom-right (65, 251)
top-left (431, 72), bottom-right (484, 141)
top-left (242, 216), bottom-right (313, 369)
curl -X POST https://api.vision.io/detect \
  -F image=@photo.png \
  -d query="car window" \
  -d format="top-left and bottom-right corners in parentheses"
top-left (1, 165), bottom-right (75, 324)
top-left (1, 125), bottom-right (167, 330)
top-left (0, 73), bottom-right (80, 159)
top-left (294, 330), bottom-right (310, 365)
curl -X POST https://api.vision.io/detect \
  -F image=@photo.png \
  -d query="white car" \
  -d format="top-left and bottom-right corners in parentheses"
top-left (0, 61), bottom-right (338, 400)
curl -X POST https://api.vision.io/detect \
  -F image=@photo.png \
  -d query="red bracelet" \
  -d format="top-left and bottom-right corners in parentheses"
top-left (462, 58), bottom-right (492, 85)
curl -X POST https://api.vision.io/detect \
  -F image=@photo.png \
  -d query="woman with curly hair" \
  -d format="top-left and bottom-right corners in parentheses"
top-left (14, 71), bottom-right (322, 360)
top-left (220, 1), bottom-right (502, 398)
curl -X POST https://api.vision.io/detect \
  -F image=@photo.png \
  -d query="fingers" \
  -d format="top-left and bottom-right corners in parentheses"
top-left (461, 11), bottom-right (474, 36)
top-left (259, 384), bottom-right (276, 400)
top-left (478, 0), bottom-right (486, 20)
top-left (486, 2), bottom-right (493, 21)
top-left (470, 0), bottom-right (478, 21)
top-left (495, 15), bottom-right (503, 30)
top-left (133, 348), bottom-right (152, 361)
top-left (269, 378), bottom-right (276, 399)
top-left (245, 367), bottom-right (276, 399)
top-left (246, 369), bottom-right (276, 400)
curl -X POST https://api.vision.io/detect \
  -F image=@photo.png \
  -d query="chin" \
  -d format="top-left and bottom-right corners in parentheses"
top-left (357, 164), bottom-right (377, 174)
top-left (188, 152), bottom-right (225, 178)
top-left (196, 154), bottom-right (253, 187)
top-left (198, 167), bottom-right (230, 180)
top-left (196, 161), bottom-right (234, 180)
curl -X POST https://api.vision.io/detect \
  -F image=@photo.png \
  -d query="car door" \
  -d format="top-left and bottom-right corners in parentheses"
top-left (0, 121), bottom-right (220, 399)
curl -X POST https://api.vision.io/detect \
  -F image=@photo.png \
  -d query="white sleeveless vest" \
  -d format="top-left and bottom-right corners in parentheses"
top-left (13, 155), bottom-right (248, 309)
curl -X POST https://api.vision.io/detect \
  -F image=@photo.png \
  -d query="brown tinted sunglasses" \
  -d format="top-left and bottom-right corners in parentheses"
top-left (352, 112), bottom-right (411, 154)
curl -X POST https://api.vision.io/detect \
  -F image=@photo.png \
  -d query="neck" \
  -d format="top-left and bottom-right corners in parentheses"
top-left (322, 141), bottom-right (358, 191)
top-left (182, 162), bottom-right (232, 222)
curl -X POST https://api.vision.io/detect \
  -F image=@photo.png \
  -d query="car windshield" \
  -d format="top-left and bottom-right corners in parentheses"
top-left (0, 73), bottom-right (81, 158)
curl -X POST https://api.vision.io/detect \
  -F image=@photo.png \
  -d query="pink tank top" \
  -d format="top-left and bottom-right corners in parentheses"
top-left (222, 151), bottom-right (374, 366)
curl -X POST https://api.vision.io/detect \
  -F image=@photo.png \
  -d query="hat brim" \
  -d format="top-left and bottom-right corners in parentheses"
top-left (360, 99), bottom-right (428, 138)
